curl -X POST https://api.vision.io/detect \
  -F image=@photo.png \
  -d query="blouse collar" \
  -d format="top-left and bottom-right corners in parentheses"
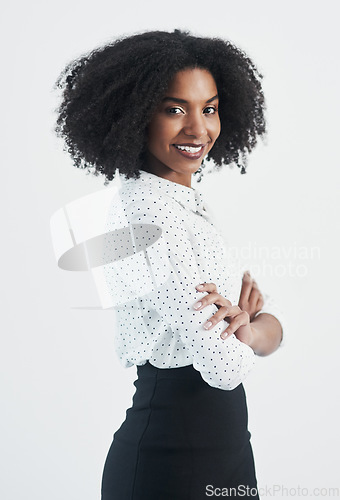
top-left (123, 169), bottom-right (206, 215)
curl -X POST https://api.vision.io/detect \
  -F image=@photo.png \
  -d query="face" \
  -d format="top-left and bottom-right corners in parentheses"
top-left (145, 68), bottom-right (221, 187)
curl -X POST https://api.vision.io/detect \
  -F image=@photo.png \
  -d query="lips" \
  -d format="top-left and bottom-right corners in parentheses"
top-left (172, 143), bottom-right (206, 160)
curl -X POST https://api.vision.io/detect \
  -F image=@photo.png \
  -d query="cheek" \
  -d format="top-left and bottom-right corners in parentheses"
top-left (211, 117), bottom-right (221, 142)
top-left (147, 117), bottom-right (173, 150)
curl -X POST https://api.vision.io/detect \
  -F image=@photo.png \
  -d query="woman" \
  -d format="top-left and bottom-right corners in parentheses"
top-left (55, 29), bottom-right (283, 499)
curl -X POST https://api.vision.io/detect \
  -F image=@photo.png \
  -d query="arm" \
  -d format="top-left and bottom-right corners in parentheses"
top-left (237, 271), bottom-right (284, 356)
top-left (126, 197), bottom-right (255, 391)
top-left (248, 313), bottom-right (283, 356)
top-left (193, 273), bottom-right (284, 357)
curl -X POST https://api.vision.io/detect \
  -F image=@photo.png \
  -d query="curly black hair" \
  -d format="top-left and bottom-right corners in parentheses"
top-left (54, 29), bottom-right (266, 184)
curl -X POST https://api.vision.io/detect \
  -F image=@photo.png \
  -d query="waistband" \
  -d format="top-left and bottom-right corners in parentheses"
top-left (136, 361), bottom-right (202, 381)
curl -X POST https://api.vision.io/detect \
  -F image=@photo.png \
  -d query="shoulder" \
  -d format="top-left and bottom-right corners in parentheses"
top-left (118, 179), bottom-right (184, 222)
top-left (104, 180), bottom-right (188, 247)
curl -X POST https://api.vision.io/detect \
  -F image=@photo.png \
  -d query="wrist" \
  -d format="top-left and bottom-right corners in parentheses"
top-left (248, 324), bottom-right (260, 354)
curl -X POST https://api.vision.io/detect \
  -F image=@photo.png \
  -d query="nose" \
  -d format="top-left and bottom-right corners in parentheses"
top-left (182, 111), bottom-right (207, 139)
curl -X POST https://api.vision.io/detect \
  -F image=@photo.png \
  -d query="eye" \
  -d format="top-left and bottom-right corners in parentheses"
top-left (167, 107), bottom-right (184, 114)
top-left (204, 106), bottom-right (218, 114)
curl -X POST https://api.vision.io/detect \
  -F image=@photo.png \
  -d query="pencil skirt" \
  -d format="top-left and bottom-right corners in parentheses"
top-left (101, 362), bottom-right (259, 499)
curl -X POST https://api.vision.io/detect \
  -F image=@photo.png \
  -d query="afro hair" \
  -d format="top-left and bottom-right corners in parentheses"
top-left (54, 29), bottom-right (266, 184)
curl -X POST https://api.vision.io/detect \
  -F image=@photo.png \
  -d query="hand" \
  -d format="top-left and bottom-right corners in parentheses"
top-left (193, 282), bottom-right (255, 346)
top-left (238, 271), bottom-right (264, 322)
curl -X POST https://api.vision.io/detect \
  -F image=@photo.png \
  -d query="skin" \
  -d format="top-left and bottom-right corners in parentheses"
top-left (194, 277), bottom-right (283, 356)
top-left (145, 67), bottom-right (220, 188)
top-left (146, 68), bottom-right (283, 356)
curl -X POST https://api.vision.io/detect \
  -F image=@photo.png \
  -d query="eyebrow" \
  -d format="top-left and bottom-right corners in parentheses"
top-left (162, 94), bottom-right (219, 104)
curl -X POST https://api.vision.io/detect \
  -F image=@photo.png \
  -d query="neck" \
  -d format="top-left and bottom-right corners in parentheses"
top-left (143, 154), bottom-right (193, 188)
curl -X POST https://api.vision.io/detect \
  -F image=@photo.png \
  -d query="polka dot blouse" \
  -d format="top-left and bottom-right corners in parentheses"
top-left (103, 170), bottom-right (284, 391)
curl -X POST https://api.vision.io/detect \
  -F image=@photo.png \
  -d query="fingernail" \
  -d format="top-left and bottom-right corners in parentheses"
top-left (203, 321), bottom-right (212, 330)
top-left (193, 301), bottom-right (202, 310)
top-left (196, 284), bottom-right (204, 290)
top-left (221, 332), bottom-right (230, 340)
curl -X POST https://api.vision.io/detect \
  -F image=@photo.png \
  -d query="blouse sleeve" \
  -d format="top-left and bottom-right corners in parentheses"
top-left (125, 197), bottom-right (256, 391)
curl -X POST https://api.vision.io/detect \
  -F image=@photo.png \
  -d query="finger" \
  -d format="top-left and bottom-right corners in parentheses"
top-left (205, 305), bottom-right (245, 330)
top-left (256, 293), bottom-right (264, 311)
top-left (195, 282), bottom-right (218, 293)
top-left (193, 292), bottom-right (232, 311)
top-left (248, 280), bottom-right (260, 311)
top-left (238, 271), bottom-right (253, 309)
top-left (223, 304), bottom-right (243, 319)
top-left (202, 305), bottom-right (232, 330)
top-left (220, 311), bottom-right (250, 340)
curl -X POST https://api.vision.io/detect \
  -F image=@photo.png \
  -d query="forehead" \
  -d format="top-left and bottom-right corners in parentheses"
top-left (165, 68), bottom-right (218, 101)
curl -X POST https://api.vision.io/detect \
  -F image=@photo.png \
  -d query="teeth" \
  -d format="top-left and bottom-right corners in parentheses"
top-left (175, 145), bottom-right (203, 153)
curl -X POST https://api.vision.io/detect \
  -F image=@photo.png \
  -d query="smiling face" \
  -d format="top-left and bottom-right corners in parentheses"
top-left (145, 68), bottom-right (221, 187)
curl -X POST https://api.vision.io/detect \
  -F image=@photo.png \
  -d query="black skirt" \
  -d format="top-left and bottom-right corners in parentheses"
top-left (101, 362), bottom-right (259, 499)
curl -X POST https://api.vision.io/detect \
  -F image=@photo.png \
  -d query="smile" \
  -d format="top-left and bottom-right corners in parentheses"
top-left (174, 144), bottom-right (204, 153)
top-left (172, 143), bottom-right (207, 161)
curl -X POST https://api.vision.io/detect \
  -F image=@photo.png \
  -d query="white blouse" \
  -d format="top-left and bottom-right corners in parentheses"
top-left (103, 170), bottom-right (284, 391)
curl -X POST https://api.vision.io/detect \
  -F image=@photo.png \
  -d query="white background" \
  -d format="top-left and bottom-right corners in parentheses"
top-left (1, 1), bottom-right (339, 499)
